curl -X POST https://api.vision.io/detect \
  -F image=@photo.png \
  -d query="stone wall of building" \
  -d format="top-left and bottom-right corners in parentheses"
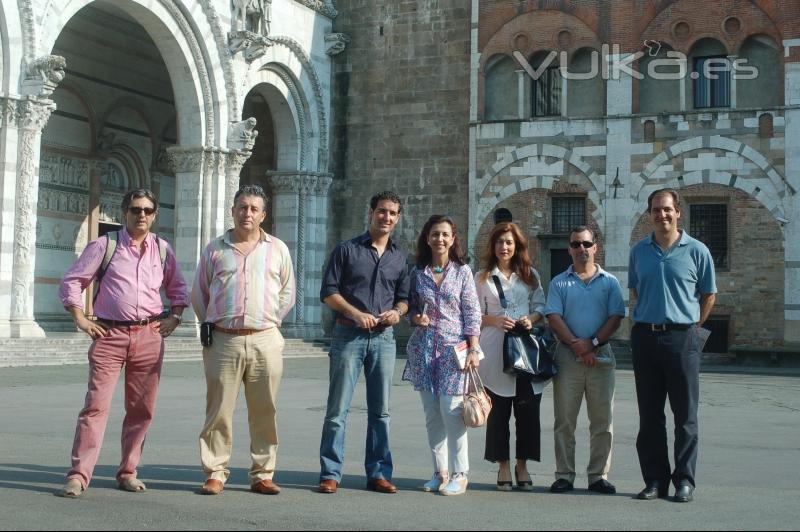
top-left (330, 0), bottom-right (472, 253)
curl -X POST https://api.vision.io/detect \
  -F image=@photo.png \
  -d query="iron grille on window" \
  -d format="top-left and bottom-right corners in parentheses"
top-left (693, 56), bottom-right (731, 109)
top-left (532, 66), bottom-right (561, 117)
top-left (552, 197), bottom-right (585, 234)
top-left (690, 204), bottom-right (728, 268)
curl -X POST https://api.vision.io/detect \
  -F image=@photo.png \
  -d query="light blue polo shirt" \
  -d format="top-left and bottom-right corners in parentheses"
top-left (544, 265), bottom-right (626, 339)
top-left (628, 230), bottom-right (717, 324)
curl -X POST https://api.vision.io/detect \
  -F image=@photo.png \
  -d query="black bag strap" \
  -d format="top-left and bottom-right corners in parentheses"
top-left (491, 275), bottom-right (508, 309)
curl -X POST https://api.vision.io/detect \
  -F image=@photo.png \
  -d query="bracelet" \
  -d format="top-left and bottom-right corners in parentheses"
top-left (171, 314), bottom-right (182, 324)
top-left (467, 347), bottom-right (481, 354)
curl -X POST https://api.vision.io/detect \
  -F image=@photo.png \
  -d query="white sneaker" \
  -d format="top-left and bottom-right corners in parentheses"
top-left (440, 473), bottom-right (468, 496)
top-left (422, 472), bottom-right (448, 492)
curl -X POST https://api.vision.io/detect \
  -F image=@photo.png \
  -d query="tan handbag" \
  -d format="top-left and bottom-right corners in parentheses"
top-left (461, 367), bottom-right (492, 428)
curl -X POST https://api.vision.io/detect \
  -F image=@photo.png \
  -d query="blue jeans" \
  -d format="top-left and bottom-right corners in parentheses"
top-left (319, 324), bottom-right (396, 482)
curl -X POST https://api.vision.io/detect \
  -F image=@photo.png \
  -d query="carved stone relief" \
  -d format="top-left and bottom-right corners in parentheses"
top-left (39, 154), bottom-right (90, 189)
top-left (21, 55), bottom-right (66, 97)
top-left (325, 33), bottom-right (350, 56)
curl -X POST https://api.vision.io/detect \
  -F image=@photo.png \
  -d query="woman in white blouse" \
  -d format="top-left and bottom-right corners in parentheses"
top-left (475, 222), bottom-right (546, 491)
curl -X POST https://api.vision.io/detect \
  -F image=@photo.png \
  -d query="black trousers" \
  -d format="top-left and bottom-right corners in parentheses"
top-left (484, 377), bottom-right (542, 462)
top-left (631, 323), bottom-right (701, 488)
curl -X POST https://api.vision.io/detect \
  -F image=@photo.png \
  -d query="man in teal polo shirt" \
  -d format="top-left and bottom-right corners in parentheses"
top-left (628, 189), bottom-right (716, 503)
top-left (545, 226), bottom-right (626, 495)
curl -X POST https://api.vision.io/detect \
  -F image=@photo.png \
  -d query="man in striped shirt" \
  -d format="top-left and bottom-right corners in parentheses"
top-left (191, 184), bottom-right (296, 496)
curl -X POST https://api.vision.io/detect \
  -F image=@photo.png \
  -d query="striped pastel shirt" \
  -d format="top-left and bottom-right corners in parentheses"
top-left (191, 229), bottom-right (296, 330)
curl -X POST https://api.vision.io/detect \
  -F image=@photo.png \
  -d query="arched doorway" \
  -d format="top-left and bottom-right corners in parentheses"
top-left (240, 87), bottom-right (277, 233)
top-left (33, 1), bottom-right (192, 329)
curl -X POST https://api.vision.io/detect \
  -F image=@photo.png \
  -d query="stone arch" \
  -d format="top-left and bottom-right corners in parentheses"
top-left (632, 135), bottom-right (792, 222)
top-left (0, 0), bottom-right (25, 93)
top-left (97, 96), bottom-right (159, 156)
top-left (39, 0), bottom-right (227, 147)
top-left (244, 69), bottom-right (304, 172)
top-left (248, 38), bottom-right (328, 172)
top-left (472, 144), bottom-right (605, 251)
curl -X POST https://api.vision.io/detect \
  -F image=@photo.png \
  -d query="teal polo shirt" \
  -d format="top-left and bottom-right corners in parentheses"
top-left (544, 265), bottom-right (626, 339)
top-left (628, 230), bottom-right (717, 325)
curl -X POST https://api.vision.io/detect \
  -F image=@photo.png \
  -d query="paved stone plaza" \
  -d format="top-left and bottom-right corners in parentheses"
top-left (0, 357), bottom-right (798, 530)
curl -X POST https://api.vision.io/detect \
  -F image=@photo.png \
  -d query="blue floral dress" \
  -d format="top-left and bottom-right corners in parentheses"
top-left (402, 263), bottom-right (483, 396)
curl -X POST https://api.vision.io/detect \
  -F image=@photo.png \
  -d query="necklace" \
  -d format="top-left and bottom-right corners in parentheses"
top-left (432, 262), bottom-right (448, 274)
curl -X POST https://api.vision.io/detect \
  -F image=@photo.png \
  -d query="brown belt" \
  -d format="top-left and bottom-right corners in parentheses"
top-left (216, 327), bottom-right (267, 336)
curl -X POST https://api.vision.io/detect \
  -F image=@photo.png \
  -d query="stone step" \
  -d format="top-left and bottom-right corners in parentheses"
top-left (0, 337), bottom-right (330, 367)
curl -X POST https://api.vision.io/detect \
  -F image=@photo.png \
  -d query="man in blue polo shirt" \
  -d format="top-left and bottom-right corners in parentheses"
top-left (317, 191), bottom-right (410, 495)
top-left (628, 188), bottom-right (716, 503)
top-left (545, 226), bottom-right (626, 495)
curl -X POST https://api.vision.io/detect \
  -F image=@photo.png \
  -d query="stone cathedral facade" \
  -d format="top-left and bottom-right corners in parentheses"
top-left (1, 0), bottom-right (342, 338)
top-left (2, 0), bottom-right (799, 353)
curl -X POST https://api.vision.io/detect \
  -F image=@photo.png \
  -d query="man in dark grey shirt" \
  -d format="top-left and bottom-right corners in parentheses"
top-left (317, 191), bottom-right (410, 495)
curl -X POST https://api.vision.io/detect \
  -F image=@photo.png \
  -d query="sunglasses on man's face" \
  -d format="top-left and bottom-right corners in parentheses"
top-left (128, 207), bottom-right (156, 216)
top-left (569, 240), bottom-right (595, 249)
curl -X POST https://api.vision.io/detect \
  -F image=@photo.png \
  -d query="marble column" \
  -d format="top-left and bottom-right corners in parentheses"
top-left (167, 146), bottom-right (209, 335)
top-left (267, 171), bottom-right (332, 339)
top-left (1, 97), bottom-right (57, 337)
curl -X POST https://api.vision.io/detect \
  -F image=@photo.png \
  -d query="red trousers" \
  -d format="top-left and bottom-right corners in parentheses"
top-left (67, 324), bottom-right (164, 488)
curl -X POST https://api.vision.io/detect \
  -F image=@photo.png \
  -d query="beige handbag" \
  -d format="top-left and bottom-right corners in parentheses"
top-left (461, 367), bottom-right (492, 428)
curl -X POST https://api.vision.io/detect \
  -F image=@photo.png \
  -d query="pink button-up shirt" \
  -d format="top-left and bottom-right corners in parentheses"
top-left (191, 229), bottom-right (296, 330)
top-left (59, 228), bottom-right (189, 320)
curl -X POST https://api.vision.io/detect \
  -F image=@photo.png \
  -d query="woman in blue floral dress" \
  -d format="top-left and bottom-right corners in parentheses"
top-left (403, 215), bottom-right (483, 496)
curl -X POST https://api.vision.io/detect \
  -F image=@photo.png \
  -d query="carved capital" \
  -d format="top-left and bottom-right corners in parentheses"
top-left (325, 33), bottom-right (350, 56)
top-left (14, 98), bottom-right (56, 131)
top-left (228, 30), bottom-right (272, 62)
top-left (267, 171), bottom-right (333, 196)
top-left (22, 55), bottom-right (66, 97)
top-left (166, 146), bottom-right (208, 174)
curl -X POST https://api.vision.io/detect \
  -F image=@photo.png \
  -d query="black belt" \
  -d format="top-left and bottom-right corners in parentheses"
top-left (636, 322), bottom-right (693, 332)
top-left (97, 313), bottom-right (166, 328)
top-left (335, 317), bottom-right (388, 333)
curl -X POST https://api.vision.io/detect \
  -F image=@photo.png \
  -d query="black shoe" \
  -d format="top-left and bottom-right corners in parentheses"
top-left (636, 481), bottom-right (669, 500)
top-left (550, 478), bottom-right (574, 493)
top-left (674, 485), bottom-right (694, 503)
top-left (588, 479), bottom-right (617, 495)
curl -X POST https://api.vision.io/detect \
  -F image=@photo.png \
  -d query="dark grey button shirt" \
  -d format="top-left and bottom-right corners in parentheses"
top-left (320, 232), bottom-right (410, 318)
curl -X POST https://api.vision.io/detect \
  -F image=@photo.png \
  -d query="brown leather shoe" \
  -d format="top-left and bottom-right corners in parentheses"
top-left (250, 479), bottom-right (281, 495)
top-left (318, 479), bottom-right (338, 494)
top-left (200, 479), bottom-right (224, 495)
top-left (366, 478), bottom-right (397, 494)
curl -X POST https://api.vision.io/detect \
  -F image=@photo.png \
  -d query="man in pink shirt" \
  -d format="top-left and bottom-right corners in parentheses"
top-left (57, 188), bottom-right (189, 498)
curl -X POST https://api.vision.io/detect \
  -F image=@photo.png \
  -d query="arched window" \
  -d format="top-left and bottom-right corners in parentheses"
top-left (638, 44), bottom-right (681, 114)
top-left (644, 120), bottom-right (656, 143)
top-left (567, 47), bottom-right (603, 118)
top-left (484, 54), bottom-right (519, 120)
top-left (529, 51), bottom-right (562, 118)
top-left (738, 35), bottom-right (781, 108)
top-left (689, 39), bottom-right (730, 109)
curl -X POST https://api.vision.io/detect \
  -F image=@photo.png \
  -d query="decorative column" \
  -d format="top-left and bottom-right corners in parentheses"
top-left (267, 171), bottom-right (332, 339)
top-left (783, 53), bottom-right (800, 343)
top-left (167, 146), bottom-right (208, 335)
top-left (7, 97), bottom-right (57, 337)
top-left (224, 118), bottom-right (258, 229)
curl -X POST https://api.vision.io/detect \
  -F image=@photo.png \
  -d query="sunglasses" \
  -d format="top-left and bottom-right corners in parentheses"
top-left (128, 207), bottom-right (156, 216)
top-left (569, 240), bottom-right (595, 249)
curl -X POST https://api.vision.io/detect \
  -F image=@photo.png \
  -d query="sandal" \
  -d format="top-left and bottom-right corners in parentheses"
top-left (117, 477), bottom-right (147, 493)
top-left (58, 479), bottom-right (85, 498)
top-left (496, 470), bottom-right (512, 491)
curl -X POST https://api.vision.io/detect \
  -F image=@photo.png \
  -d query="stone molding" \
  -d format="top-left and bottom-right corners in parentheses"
top-left (197, 0), bottom-right (240, 118)
top-left (262, 64), bottom-right (309, 169)
top-left (18, 0), bottom-right (36, 61)
top-left (325, 33), bottom-right (350, 56)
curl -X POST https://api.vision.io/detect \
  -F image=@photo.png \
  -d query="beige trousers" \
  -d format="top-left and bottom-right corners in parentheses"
top-left (553, 343), bottom-right (615, 484)
top-left (200, 328), bottom-right (285, 483)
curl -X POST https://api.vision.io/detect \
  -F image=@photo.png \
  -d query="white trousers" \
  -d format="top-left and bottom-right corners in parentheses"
top-left (419, 391), bottom-right (469, 475)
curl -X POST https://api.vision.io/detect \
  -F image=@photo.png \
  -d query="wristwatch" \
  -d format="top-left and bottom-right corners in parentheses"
top-left (171, 314), bottom-right (183, 324)
top-left (591, 337), bottom-right (600, 348)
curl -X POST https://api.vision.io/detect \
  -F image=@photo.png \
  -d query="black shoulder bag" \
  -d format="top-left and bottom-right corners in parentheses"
top-left (492, 275), bottom-right (558, 382)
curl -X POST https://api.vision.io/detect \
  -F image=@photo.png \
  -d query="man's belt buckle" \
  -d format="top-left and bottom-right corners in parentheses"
top-left (650, 323), bottom-right (668, 332)
top-left (135, 317), bottom-right (152, 326)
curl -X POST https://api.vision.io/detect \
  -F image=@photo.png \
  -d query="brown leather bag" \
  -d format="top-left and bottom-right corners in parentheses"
top-left (461, 367), bottom-right (492, 428)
